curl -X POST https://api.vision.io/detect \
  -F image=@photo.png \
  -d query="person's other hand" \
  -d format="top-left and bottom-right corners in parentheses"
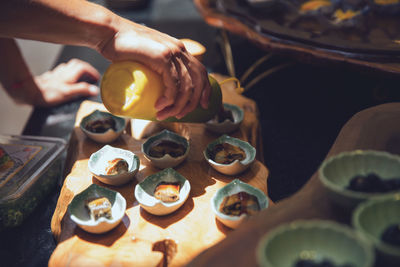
top-left (33, 58), bottom-right (100, 106)
top-left (100, 21), bottom-right (211, 120)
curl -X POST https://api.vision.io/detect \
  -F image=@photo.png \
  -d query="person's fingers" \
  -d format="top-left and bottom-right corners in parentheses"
top-left (66, 59), bottom-right (101, 82)
top-left (62, 82), bottom-right (99, 100)
top-left (52, 59), bottom-right (100, 83)
top-left (153, 38), bottom-right (185, 112)
top-left (200, 70), bottom-right (211, 109)
top-left (154, 58), bottom-right (179, 111)
top-left (154, 38), bottom-right (195, 119)
top-left (157, 56), bottom-right (193, 120)
top-left (175, 54), bottom-right (209, 118)
top-left (200, 80), bottom-right (211, 109)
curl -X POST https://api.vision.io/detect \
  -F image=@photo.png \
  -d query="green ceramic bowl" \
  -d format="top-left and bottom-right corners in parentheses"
top-left (205, 103), bottom-right (244, 134)
top-left (142, 129), bottom-right (189, 169)
top-left (80, 110), bottom-right (126, 144)
top-left (353, 196), bottom-right (400, 265)
top-left (134, 168), bottom-right (191, 216)
top-left (204, 135), bottom-right (256, 176)
top-left (211, 179), bottom-right (268, 229)
top-left (68, 184), bottom-right (126, 234)
top-left (318, 150), bottom-right (400, 209)
top-left (88, 145), bottom-right (140, 186)
top-left (257, 220), bottom-right (375, 267)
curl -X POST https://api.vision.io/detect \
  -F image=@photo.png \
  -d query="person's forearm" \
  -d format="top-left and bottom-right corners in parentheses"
top-left (0, 0), bottom-right (119, 52)
top-left (0, 38), bottom-right (37, 104)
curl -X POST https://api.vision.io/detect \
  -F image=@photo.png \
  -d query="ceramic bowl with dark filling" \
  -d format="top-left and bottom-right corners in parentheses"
top-left (318, 150), bottom-right (400, 210)
top-left (353, 197), bottom-right (400, 265)
top-left (80, 110), bottom-right (126, 144)
top-left (211, 179), bottom-right (268, 229)
top-left (88, 145), bottom-right (140, 186)
top-left (257, 220), bottom-right (374, 267)
top-left (204, 135), bottom-right (256, 175)
top-left (205, 103), bottom-right (244, 134)
top-left (142, 129), bottom-right (189, 169)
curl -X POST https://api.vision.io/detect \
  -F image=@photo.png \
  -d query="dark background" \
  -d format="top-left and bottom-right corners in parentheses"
top-left (2, 0), bottom-right (400, 266)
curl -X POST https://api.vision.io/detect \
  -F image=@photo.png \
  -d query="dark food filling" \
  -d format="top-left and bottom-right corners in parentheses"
top-left (105, 158), bottom-right (129, 175)
top-left (219, 191), bottom-right (260, 216)
top-left (85, 117), bottom-right (116, 133)
top-left (154, 182), bottom-right (181, 202)
top-left (148, 140), bottom-right (186, 158)
top-left (381, 224), bottom-right (400, 247)
top-left (209, 143), bottom-right (246, 164)
top-left (346, 173), bottom-right (400, 193)
top-left (295, 259), bottom-right (354, 267)
top-left (215, 108), bottom-right (234, 123)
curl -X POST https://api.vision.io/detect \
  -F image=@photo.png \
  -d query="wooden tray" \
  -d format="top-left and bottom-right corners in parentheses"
top-left (49, 75), bottom-right (272, 267)
top-left (187, 103), bottom-right (400, 266)
top-left (195, 0), bottom-right (400, 76)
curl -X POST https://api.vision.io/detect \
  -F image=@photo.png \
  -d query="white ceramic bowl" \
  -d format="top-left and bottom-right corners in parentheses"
top-left (88, 145), bottom-right (140, 186)
top-left (80, 110), bottom-right (126, 144)
top-left (211, 179), bottom-right (268, 229)
top-left (142, 129), bottom-right (189, 169)
top-left (257, 220), bottom-right (375, 267)
top-left (204, 135), bottom-right (256, 176)
top-left (318, 150), bottom-right (400, 210)
top-left (134, 168), bottom-right (191, 216)
top-left (353, 196), bottom-right (400, 265)
top-left (205, 103), bottom-right (244, 134)
top-left (69, 184), bottom-right (126, 234)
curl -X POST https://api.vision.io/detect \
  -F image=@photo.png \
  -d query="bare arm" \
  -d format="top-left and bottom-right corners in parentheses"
top-left (0, 38), bottom-right (36, 104)
top-left (0, 38), bottom-right (100, 106)
top-left (0, 0), bottom-right (115, 50)
top-left (0, 0), bottom-right (210, 119)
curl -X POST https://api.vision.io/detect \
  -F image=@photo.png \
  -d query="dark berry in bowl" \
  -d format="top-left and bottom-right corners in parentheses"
top-left (381, 224), bottom-right (400, 247)
top-left (347, 173), bottom-right (385, 193)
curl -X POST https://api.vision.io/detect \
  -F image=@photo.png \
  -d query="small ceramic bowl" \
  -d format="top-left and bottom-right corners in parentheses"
top-left (353, 196), bottom-right (400, 265)
top-left (68, 184), bottom-right (126, 234)
top-left (134, 168), bottom-right (191, 216)
top-left (205, 103), bottom-right (244, 134)
top-left (80, 110), bottom-right (126, 144)
top-left (211, 179), bottom-right (268, 229)
top-left (142, 129), bottom-right (189, 169)
top-left (256, 220), bottom-right (375, 267)
top-left (318, 150), bottom-right (400, 210)
top-left (88, 145), bottom-right (140, 186)
top-left (204, 135), bottom-right (256, 176)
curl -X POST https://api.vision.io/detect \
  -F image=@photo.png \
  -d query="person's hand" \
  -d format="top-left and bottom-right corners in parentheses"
top-left (100, 21), bottom-right (211, 120)
top-left (32, 58), bottom-right (100, 106)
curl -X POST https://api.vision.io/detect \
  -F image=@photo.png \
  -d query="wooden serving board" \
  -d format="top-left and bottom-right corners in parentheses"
top-left (187, 103), bottom-right (400, 267)
top-left (49, 75), bottom-right (272, 267)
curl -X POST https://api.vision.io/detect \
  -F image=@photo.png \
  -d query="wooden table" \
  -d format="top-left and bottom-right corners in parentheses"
top-left (49, 74), bottom-right (272, 266)
top-left (194, 0), bottom-right (400, 76)
top-left (188, 103), bottom-right (400, 267)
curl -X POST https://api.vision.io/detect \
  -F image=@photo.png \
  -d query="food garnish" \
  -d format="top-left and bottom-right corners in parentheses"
top-left (85, 197), bottom-right (112, 220)
top-left (219, 191), bottom-right (260, 216)
top-left (105, 158), bottom-right (129, 175)
top-left (154, 182), bottom-right (180, 202)
top-left (210, 143), bottom-right (246, 164)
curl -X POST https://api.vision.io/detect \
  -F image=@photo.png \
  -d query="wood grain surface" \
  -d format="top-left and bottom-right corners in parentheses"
top-left (49, 74), bottom-right (271, 267)
top-left (194, 0), bottom-right (400, 76)
top-left (188, 102), bottom-right (400, 267)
